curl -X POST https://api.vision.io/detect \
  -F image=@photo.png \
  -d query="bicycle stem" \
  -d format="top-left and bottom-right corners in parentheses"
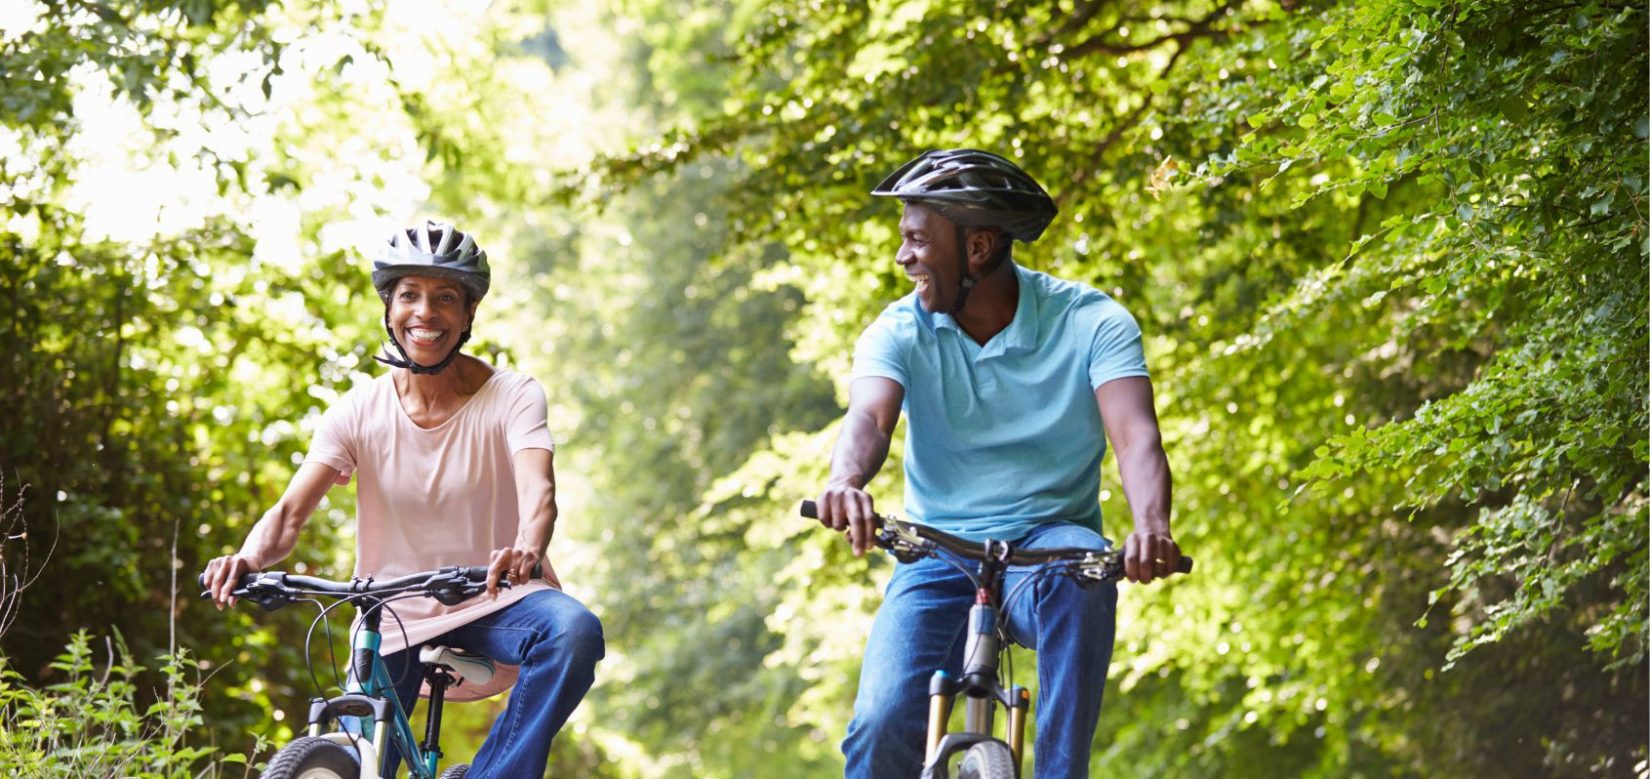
top-left (962, 601), bottom-right (1000, 734)
top-left (353, 600), bottom-right (385, 694)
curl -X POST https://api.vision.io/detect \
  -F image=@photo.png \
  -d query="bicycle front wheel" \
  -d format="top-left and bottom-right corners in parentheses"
top-left (956, 739), bottom-right (1016, 779)
top-left (261, 736), bottom-right (360, 779)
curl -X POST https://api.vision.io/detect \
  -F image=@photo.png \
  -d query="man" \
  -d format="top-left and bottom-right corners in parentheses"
top-left (812, 149), bottom-right (1182, 778)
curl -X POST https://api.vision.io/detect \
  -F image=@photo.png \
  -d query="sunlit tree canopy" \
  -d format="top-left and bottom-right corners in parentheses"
top-left (0, 0), bottom-right (1642, 776)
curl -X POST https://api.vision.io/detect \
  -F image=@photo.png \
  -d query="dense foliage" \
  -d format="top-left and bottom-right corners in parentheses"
top-left (0, 0), bottom-right (1642, 776)
top-left (1, 0), bottom-right (361, 747)
top-left (576, 0), bottom-right (1648, 775)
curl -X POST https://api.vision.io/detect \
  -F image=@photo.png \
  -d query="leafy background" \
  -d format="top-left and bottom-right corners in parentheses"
top-left (0, 0), bottom-right (1643, 776)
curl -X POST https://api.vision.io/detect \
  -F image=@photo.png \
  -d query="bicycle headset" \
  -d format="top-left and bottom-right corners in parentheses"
top-left (870, 149), bottom-right (1059, 314)
top-left (371, 219), bottom-right (491, 375)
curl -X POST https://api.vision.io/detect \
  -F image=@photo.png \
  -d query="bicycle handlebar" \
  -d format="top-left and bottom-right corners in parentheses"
top-left (196, 564), bottom-right (545, 611)
top-left (798, 499), bottom-right (1192, 575)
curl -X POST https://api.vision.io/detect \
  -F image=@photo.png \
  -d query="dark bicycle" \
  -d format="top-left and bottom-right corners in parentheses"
top-left (800, 499), bottom-right (1192, 779)
top-left (198, 565), bottom-right (536, 779)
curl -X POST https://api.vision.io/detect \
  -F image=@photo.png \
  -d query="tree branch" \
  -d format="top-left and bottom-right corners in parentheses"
top-left (1039, 0), bottom-right (1121, 45)
top-left (1060, 0), bottom-right (1240, 60)
top-left (1062, 45), bottom-right (1191, 201)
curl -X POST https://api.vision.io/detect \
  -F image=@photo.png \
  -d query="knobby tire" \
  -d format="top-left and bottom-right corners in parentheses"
top-left (956, 739), bottom-right (1017, 779)
top-left (261, 736), bottom-right (360, 779)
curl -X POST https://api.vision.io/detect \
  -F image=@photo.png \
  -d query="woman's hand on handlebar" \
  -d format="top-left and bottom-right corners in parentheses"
top-left (201, 553), bottom-right (261, 610)
top-left (487, 546), bottom-right (551, 599)
top-left (814, 483), bottom-right (879, 557)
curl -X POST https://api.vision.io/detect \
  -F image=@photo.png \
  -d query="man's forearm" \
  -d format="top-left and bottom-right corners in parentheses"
top-left (1116, 443), bottom-right (1173, 533)
top-left (828, 409), bottom-right (892, 489)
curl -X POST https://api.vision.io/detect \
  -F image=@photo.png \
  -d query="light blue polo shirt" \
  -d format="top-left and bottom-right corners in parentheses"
top-left (851, 262), bottom-right (1149, 542)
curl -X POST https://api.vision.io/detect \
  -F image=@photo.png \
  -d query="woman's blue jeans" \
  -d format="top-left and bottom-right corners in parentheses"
top-left (379, 588), bottom-right (605, 778)
top-left (843, 522), bottom-right (1118, 779)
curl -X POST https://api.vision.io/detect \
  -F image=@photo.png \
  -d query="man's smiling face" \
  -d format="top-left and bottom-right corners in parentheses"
top-left (897, 202), bottom-right (963, 313)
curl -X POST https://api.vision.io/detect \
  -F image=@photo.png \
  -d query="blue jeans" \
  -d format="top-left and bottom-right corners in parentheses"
top-left (379, 589), bottom-right (605, 778)
top-left (843, 522), bottom-right (1119, 779)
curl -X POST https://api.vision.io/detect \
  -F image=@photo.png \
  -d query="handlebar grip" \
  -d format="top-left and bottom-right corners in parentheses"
top-left (1178, 556), bottom-right (1194, 574)
top-left (799, 499), bottom-right (819, 519)
top-left (463, 563), bottom-right (546, 587)
top-left (196, 570), bottom-right (260, 598)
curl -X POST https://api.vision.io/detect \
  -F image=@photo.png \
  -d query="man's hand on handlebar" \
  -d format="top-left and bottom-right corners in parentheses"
top-left (201, 553), bottom-right (261, 610)
top-left (813, 483), bottom-right (879, 557)
top-left (1122, 529), bottom-right (1182, 585)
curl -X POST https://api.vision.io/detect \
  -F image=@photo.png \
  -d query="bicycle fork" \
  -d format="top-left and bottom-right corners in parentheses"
top-left (304, 603), bottom-right (431, 778)
top-left (924, 596), bottom-right (1032, 775)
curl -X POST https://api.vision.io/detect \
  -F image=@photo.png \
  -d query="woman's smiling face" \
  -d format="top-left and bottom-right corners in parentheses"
top-left (388, 275), bottom-right (474, 361)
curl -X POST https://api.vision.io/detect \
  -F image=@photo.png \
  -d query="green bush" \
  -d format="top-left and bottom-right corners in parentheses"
top-left (0, 630), bottom-right (264, 778)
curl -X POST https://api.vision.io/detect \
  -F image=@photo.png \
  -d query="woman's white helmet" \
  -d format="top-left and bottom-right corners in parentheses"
top-left (371, 220), bottom-right (491, 304)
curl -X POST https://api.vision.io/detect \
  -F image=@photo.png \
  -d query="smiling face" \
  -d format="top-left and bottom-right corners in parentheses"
top-left (387, 275), bottom-right (475, 362)
top-left (897, 202), bottom-right (967, 313)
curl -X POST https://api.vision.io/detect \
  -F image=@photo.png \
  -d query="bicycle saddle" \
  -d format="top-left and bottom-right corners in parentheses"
top-left (419, 645), bottom-right (496, 687)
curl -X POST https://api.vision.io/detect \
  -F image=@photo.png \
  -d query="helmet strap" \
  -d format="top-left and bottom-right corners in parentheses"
top-left (373, 310), bottom-right (471, 375)
top-left (948, 225), bottom-right (1010, 315)
top-left (949, 224), bottom-right (972, 315)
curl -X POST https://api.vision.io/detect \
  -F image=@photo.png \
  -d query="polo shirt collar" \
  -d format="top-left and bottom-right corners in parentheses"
top-left (931, 262), bottom-right (1041, 355)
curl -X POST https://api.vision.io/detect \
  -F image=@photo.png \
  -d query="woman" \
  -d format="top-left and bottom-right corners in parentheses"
top-left (202, 219), bottom-right (603, 777)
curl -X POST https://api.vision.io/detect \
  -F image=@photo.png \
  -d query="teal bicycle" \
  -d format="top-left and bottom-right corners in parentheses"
top-left (199, 565), bottom-right (531, 779)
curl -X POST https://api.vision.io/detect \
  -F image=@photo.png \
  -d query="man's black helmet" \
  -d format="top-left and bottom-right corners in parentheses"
top-left (871, 149), bottom-right (1058, 242)
top-left (371, 219), bottom-right (491, 304)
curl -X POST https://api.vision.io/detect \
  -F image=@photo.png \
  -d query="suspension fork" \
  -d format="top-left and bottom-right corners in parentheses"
top-left (926, 589), bottom-right (1005, 762)
top-left (1008, 684), bottom-right (1030, 770)
top-left (926, 670), bottom-right (955, 763)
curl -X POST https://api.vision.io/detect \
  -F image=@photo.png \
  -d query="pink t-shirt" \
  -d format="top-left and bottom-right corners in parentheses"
top-left (304, 366), bottom-right (558, 700)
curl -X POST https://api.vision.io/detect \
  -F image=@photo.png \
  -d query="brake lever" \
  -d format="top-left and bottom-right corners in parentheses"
top-left (425, 570), bottom-right (487, 605)
top-left (879, 519), bottom-right (932, 564)
top-left (240, 574), bottom-right (301, 611)
top-left (1061, 552), bottom-right (1125, 588)
top-left (427, 567), bottom-right (522, 605)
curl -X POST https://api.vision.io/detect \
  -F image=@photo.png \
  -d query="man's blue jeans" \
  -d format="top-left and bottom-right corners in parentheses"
top-left (843, 522), bottom-right (1119, 779)
top-left (379, 589), bottom-right (605, 778)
